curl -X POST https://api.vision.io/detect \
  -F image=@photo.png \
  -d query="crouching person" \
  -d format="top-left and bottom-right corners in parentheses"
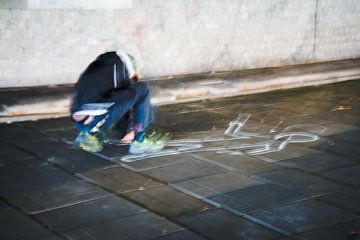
top-left (70, 50), bottom-right (166, 154)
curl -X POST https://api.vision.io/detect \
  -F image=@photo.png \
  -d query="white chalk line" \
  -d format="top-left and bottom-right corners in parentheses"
top-left (120, 113), bottom-right (327, 162)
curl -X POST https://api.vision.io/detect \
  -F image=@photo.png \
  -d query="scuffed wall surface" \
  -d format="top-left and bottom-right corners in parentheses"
top-left (0, 0), bottom-right (360, 87)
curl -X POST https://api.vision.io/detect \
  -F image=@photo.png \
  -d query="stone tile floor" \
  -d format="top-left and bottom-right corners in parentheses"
top-left (1, 80), bottom-right (360, 240)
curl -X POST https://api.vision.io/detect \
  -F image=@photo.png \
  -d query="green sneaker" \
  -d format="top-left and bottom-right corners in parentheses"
top-left (94, 131), bottom-right (112, 144)
top-left (129, 132), bottom-right (169, 154)
top-left (75, 132), bottom-right (103, 152)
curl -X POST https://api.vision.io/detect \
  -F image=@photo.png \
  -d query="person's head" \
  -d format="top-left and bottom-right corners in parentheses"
top-left (116, 50), bottom-right (139, 81)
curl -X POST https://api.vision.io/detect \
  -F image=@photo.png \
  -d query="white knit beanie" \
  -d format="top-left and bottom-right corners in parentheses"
top-left (116, 50), bottom-right (137, 78)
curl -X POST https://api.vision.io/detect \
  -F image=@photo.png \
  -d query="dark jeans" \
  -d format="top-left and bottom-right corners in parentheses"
top-left (75, 82), bottom-right (153, 137)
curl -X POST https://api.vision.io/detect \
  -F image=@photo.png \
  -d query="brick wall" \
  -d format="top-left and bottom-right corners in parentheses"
top-left (0, 0), bottom-right (360, 87)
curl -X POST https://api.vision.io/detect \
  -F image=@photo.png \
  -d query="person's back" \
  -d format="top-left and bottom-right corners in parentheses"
top-left (70, 51), bottom-right (131, 114)
top-left (70, 50), bottom-right (167, 154)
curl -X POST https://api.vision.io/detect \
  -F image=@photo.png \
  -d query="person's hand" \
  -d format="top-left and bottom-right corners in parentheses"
top-left (72, 115), bottom-right (99, 126)
top-left (131, 71), bottom-right (140, 82)
top-left (121, 131), bottom-right (135, 144)
top-left (72, 114), bottom-right (108, 131)
top-left (96, 118), bottom-right (106, 128)
top-left (84, 116), bottom-right (94, 125)
top-left (72, 114), bottom-right (88, 122)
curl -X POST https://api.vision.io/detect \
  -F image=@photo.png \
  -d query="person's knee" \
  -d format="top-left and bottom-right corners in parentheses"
top-left (135, 82), bottom-right (150, 96)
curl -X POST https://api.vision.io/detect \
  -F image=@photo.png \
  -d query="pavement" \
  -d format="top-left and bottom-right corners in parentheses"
top-left (1, 80), bottom-right (360, 240)
top-left (1, 58), bottom-right (360, 123)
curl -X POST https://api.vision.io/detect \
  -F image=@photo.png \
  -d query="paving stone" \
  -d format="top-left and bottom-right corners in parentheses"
top-left (0, 170), bottom-right (108, 214)
top-left (24, 234), bottom-right (64, 240)
top-left (125, 153), bottom-right (194, 171)
top-left (0, 125), bottom-right (46, 143)
top-left (82, 166), bottom-right (162, 194)
top-left (47, 147), bottom-right (115, 173)
top-left (0, 144), bottom-right (34, 165)
top-left (317, 112), bottom-right (360, 128)
top-left (175, 208), bottom-right (282, 240)
top-left (207, 194), bottom-right (257, 214)
top-left (314, 122), bottom-right (358, 137)
top-left (278, 237), bottom-right (301, 240)
top-left (13, 137), bottom-right (113, 173)
top-left (141, 159), bottom-right (226, 183)
top-left (156, 110), bottom-right (228, 134)
top-left (173, 171), bottom-right (261, 198)
top-left (0, 158), bottom-right (57, 179)
top-left (251, 199), bottom-right (358, 234)
top-left (318, 189), bottom-right (360, 214)
top-left (0, 169), bottom-right (74, 196)
top-left (254, 145), bottom-right (321, 163)
top-left (246, 111), bottom-right (332, 138)
top-left (35, 195), bottom-right (145, 232)
top-left (12, 137), bottom-right (73, 159)
top-left (252, 169), bottom-right (348, 196)
top-left (297, 218), bottom-right (360, 240)
top-left (267, 102), bottom-right (327, 116)
top-left (202, 132), bottom-right (270, 150)
top-left (328, 129), bottom-right (360, 145)
top-left (0, 207), bottom-right (61, 240)
top-left (124, 185), bottom-right (213, 218)
top-left (149, 230), bottom-right (206, 240)
top-left (44, 128), bottom-right (78, 141)
top-left (321, 165), bottom-right (360, 187)
top-left (18, 117), bottom-right (74, 132)
top-left (194, 152), bottom-right (280, 175)
top-left (274, 152), bottom-right (356, 173)
top-left (209, 184), bottom-right (303, 214)
top-left (90, 143), bottom-right (130, 161)
top-left (64, 211), bottom-right (182, 240)
top-left (0, 200), bottom-right (7, 210)
top-left (313, 139), bottom-right (360, 161)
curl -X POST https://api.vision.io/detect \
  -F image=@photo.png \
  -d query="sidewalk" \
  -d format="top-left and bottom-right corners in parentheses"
top-left (0, 80), bottom-right (359, 239)
top-left (1, 58), bottom-right (360, 123)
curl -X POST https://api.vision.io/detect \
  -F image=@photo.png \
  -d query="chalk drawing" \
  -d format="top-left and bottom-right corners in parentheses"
top-left (120, 113), bottom-right (326, 162)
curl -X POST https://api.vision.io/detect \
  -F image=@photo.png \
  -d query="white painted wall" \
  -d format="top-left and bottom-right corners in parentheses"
top-left (0, 0), bottom-right (360, 87)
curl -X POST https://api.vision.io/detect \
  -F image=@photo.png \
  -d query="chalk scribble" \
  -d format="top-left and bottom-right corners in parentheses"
top-left (120, 113), bottom-right (326, 162)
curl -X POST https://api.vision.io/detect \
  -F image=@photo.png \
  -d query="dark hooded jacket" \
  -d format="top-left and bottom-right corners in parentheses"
top-left (70, 52), bottom-right (131, 114)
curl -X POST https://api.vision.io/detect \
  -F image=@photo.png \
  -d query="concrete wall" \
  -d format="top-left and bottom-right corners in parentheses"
top-left (0, 0), bottom-right (360, 88)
